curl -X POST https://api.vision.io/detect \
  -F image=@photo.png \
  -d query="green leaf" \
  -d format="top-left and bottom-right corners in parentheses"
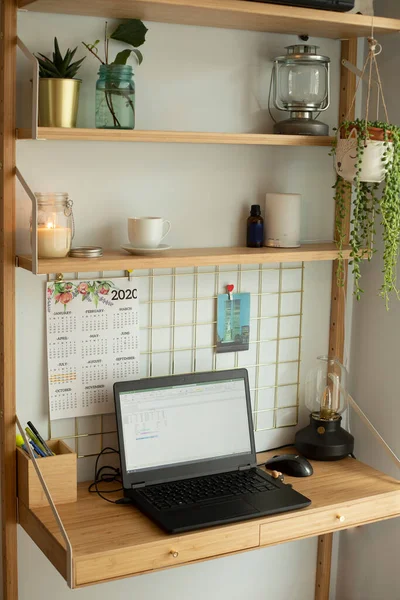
top-left (110, 19), bottom-right (148, 48)
top-left (37, 56), bottom-right (60, 74)
top-left (60, 49), bottom-right (73, 76)
top-left (37, 53), bottom-right (55, 65)
top-left (53, 37), bottom-right (62, 66)
top-left (65, 57), bottom-right (85, 78)
top-left (36, 58), bottom-right (61, 78)
top-left (113, 49), bottom-right (132, 65)
top-left (69, 47), bottom-right (77, 62)
top-left (112, 48), bottom-right (143, 65)
top-left (131, 48), bottom-right (143, 65)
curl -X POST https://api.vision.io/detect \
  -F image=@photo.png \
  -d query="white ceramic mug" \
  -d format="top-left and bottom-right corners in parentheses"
top-left (128, 217), bottom-right (171, 248)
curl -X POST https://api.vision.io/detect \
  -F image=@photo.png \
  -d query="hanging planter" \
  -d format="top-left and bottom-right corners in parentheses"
top-left (335, 123), bottom-right (394, 183)
top-left (331, 37), bottom-right (400, 308)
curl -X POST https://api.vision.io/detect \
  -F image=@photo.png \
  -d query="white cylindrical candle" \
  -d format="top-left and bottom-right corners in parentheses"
top-left (37, 224), bottom-right (72, 258)
top-left (264, 193), bottom-right (301, 248)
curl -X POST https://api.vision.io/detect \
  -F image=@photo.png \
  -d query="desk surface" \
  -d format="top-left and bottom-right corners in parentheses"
top-left (18, 449), bottom-right (400, 588)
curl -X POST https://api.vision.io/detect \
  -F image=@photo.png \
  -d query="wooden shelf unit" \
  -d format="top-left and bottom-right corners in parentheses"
top-left (18, 450), bottom-right (400, 588)
top-left (17, 243), bottom-right (352, 274)
top-left (17, 0), bottom-right (400, 39)
top-left (1, 0), bottom-right (398, 597)
top-left (16, 128), bottom-right (334, 146)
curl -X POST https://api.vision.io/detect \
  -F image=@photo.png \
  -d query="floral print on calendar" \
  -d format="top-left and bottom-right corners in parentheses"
top-left (47, 280), bottom-right (115, 310)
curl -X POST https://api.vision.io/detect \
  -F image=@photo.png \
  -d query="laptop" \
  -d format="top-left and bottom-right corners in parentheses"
top-left (114, 369), bottom-right (311, 534)
top-left (249, 0), bottom-right (354, 11)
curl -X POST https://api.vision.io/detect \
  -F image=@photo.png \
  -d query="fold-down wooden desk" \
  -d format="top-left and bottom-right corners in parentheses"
top-left (18, 450), bottom-right (400, 596)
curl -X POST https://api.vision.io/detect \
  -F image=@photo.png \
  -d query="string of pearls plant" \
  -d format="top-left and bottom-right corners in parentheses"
top-left (332, 119), bottom-right (400, 308)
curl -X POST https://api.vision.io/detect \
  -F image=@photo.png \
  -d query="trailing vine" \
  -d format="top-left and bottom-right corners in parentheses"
top-left (332, 119), bottom-right (400, 308)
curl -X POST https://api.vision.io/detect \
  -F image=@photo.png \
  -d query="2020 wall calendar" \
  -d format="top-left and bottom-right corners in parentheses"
top-left (46, 277), bottom-right (140, 419)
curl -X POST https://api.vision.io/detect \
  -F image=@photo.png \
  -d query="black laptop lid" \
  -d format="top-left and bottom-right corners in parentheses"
top-left (114, 369), bottom-right (256, 489)
top-left (250, 0), bottom-right (354, 11)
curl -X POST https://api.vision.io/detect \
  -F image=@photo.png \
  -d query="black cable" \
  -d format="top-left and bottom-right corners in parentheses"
top-left (91, 443), bottom-right (299, 501)
top-left (350, 453), bottom-right (357, 459)
top-left (256, 443), bottom-right (296, 467)
top-left (265, 443), bottom-right (294, 452)
top-left (88, 446), bottom-right (127, 504)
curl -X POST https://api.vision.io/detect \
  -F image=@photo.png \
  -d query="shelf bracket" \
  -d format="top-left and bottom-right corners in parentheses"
top-left (16, 415), bottom-right (74, 588)
top-left (342, 59), bottom-right (378, 88)
top-left (17, 37), bottom-right (38, 140)
top-left (15, 168), bottom-right (38, 274)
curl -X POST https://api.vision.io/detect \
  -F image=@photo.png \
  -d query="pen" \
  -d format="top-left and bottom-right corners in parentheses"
top-left (25, 427), bottom-right (48, 456)
top-left (29, 439), bottom-right (46, 458)
top-left (16, 434), bottom-right (40, 458)
top-left (27, 421), bottom-right (55, 456)
top-left (16, 434), bottom-right (32, 456)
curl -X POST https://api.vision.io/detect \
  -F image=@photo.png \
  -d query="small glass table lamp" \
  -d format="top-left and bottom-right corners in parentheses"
top-left (271, 44), bottom-right (331, 136)
top-left (295, 356), bottom-right (354, 460)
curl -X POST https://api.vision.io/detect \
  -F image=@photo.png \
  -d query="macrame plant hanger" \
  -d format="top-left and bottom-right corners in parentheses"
top-left (345, 20), bottom-right (389, 132)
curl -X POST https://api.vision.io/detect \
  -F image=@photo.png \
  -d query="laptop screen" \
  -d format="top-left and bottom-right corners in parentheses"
top-left (119, 377), bottom-right (252, 473)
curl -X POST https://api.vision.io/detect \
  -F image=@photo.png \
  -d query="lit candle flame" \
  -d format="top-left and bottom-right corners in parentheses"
top-left (45, 222), bottom-right (55, 229)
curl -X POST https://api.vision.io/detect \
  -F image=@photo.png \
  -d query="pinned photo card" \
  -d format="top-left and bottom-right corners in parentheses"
top-left (216, 287), bottom-right (250, 353)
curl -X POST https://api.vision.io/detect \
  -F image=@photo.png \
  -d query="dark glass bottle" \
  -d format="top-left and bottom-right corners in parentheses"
top-left (246, 205), bottom-right (264, 248)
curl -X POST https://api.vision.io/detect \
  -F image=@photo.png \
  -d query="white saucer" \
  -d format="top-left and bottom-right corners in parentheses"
top-left (121, 244), bottom-right (171, 256)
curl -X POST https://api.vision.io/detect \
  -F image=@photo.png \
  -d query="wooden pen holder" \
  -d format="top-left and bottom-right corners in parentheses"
top-left (17, 438), bottom-right (77, 508)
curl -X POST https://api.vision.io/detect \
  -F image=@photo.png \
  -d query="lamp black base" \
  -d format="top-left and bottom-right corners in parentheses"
top-left (273, 118), bottom-right (329, 136)
top-left (295, 415), bottom-right (354, 461)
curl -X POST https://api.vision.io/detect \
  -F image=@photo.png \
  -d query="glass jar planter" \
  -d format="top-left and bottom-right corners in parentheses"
top-left (96, 64), bottom-right (135, 129)
top-left (31, 193), bottom-right (74, 258)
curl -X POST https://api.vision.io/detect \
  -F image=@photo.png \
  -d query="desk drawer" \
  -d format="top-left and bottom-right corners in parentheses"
top-left (260, 494), bottom-right (400, 547)
top-left (76, 522), bottom-right (259, 586)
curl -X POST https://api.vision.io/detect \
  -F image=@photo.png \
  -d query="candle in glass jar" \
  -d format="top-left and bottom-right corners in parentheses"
top-left (37, 222), bottom-right (72, 258)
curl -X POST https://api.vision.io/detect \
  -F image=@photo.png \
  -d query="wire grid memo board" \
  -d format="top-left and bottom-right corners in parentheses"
top-left (49, 262), bottom-right (304, 458)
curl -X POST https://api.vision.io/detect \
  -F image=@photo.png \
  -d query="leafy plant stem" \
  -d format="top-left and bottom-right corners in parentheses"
top-left (105, 90), bottom-right (121, 127)
top-left (105, 21), bottom-right (109, 64)
top-left (81, 41), bottom-right (105, 65)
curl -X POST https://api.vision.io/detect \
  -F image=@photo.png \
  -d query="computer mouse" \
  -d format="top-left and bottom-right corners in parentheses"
top-left (264, 454), bottom-right (313, 477)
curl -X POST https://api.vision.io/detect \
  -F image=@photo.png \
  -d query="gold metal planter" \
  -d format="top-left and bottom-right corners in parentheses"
top-left (38, 78), bottom-right (81, 128)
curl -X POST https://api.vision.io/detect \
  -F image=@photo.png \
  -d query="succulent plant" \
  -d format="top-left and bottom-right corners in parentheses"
top-left (36, 37), bottom-right (85, 79)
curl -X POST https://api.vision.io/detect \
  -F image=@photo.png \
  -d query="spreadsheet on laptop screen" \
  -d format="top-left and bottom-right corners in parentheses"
top-left (120, 379), bottom-right (251, 472)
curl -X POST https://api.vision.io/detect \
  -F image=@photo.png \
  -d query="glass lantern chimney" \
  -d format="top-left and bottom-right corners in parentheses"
top-left (305, 356), bottom-right (348, 421)
top-left (272, 45), bottom-right (331, 136)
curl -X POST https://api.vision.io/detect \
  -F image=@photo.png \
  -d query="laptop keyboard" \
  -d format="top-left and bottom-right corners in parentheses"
top-left (138, 469), bottom-right (279, 511)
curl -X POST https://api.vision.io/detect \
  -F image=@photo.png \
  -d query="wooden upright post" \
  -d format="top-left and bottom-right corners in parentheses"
top-left (0, 0), bottom-right (17, 598)
top-left (315, 38), bottom-right (358, 600)
top-left (328, 38), bottom-right (357, 364)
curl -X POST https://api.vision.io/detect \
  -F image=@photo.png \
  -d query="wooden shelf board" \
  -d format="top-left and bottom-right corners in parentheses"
top-left (18, 0), bottom-right (400, 39)
top-left (18, 450), bottom-right (400, 588)
top-left (16, 128), bottom-right (334, 147)
top-left (17, 244), bottom-right (352, 274)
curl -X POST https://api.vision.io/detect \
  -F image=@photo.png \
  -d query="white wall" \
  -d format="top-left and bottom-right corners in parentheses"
top-left (15, 10), bottom-right (342, 600)
top-left (335, 1), bottom-right (400, 599)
